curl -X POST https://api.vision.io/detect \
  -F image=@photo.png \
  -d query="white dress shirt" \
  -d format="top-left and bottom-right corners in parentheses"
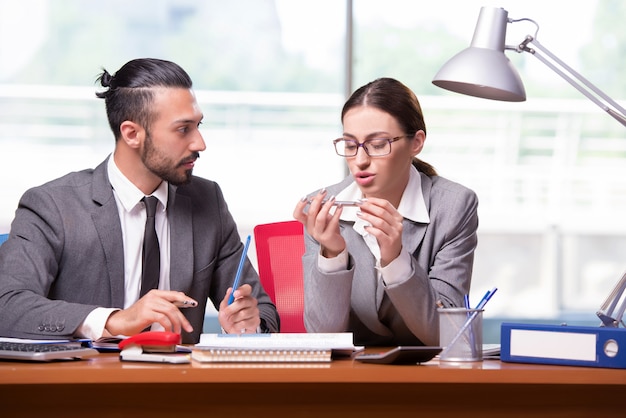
top-left (77, 155), bottom-right (170, 339)
top-left (318, 165), bottom-right (430, 286)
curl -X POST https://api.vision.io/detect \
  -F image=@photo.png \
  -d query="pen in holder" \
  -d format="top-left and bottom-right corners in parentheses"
top-left (464, 294), bottom-right (478, 359)
top-left (438, 287), bottom-right (497, 362)
top-left (438, 307), bottom-right (484, 362)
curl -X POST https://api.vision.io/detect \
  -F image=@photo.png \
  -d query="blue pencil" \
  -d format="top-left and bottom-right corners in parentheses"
top-left (227, 235), bottom-right (251, 305)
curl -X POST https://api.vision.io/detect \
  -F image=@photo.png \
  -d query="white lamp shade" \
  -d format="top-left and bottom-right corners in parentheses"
top-left (432, 47), bottom-right (526, 102)
top-left (432, 6), bottom-right (527, 102)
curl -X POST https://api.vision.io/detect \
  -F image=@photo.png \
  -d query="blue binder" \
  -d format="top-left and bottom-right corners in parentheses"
top-left (500, 322), bottom-right (626, 369)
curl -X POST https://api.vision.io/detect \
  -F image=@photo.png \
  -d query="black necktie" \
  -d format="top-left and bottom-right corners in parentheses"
top-left (140, 196), bottom-right (160, 297)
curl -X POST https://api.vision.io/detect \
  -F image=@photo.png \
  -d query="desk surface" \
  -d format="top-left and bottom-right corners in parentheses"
top-left (1, 352), bottom-right (625, 385)
top-left (1, 352), bottom-right (625, 417)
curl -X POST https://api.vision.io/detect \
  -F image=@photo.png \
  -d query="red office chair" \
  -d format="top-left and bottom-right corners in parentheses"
top-left (253, 220), bottom-right (306, 333)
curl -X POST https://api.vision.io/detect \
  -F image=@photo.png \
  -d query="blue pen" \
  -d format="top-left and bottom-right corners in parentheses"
top-left (475, 287), bottom-right (498, 310)
top-left (464, 294), bottom-right (477, 358)
top-left (227, 235), bottom-right (251, 305)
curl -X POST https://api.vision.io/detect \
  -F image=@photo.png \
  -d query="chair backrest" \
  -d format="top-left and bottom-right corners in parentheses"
top-left (0, 234), bottom-right (8, 246)
top-left (253, 220), bottom-right (306, 333)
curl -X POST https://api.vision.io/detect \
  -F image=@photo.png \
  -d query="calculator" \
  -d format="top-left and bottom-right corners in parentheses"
top-left (354, 346), bottom-right (442, 365)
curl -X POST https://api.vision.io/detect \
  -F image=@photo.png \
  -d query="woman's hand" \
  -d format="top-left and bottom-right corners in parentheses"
top-left (293, 189), bottom-right (346, 258)
top-left (355, 197), bottom-right (403, 267)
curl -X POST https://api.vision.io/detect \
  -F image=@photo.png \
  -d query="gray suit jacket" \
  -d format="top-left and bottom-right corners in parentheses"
top-left (0, 157), bottom-right (279, 343)
top-left (303, 172), bottom-right (478, 347)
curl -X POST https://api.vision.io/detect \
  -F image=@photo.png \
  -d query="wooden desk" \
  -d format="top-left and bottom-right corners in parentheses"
top-left (1, 352), bottom-right (625, 417)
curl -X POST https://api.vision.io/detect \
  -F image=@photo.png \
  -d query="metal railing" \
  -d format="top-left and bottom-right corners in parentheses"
top-left (1, 85), bottom-right (626, 319)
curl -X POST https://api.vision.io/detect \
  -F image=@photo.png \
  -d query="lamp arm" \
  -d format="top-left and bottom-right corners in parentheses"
top-left (597, 270), bottom-right (626, 327)
top-left (518, 33), bottom-right (626, 325)
top-left (516, 35), bottom-right (626, 127)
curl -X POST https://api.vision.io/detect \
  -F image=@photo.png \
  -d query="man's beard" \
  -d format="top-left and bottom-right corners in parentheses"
top-left (142, 135), bottom-right (199, 186)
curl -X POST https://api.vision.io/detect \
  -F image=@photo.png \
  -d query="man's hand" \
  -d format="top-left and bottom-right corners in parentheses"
top-left (104, 290), bottom-right (197, 336)
top-left (218, 284), bottom-right (261, 334)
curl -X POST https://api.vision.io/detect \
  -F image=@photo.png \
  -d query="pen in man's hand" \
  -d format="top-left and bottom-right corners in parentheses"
top-left (227, 235), bottom-right (252, 305)
top-left (174, 300), bottom-right (197, 308)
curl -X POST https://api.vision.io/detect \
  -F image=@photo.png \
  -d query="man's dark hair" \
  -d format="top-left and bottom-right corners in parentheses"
top-left (95, 58), bottom-right (193, 140)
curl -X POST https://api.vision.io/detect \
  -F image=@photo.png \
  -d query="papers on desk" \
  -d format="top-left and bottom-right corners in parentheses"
top-left (193, 332), bottom-right (362, 363)
top-left (89, 336), bottom-right (191, 353)
top-left (91, 337), bottom-right (124, 352)
top-left (482, 343), bottom-right (501, 359)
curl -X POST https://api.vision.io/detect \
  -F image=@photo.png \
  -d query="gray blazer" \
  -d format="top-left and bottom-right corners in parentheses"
top-left (0, 157), bottom-right (278, 343)
top-left (303, 172), bottom-right (478, 347)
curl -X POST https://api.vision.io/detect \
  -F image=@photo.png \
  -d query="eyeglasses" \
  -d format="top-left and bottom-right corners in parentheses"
top-left (333, 136), bottom-right (407, 157)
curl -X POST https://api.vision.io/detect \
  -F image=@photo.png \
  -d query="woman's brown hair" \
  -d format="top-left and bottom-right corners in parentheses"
top-left (341, 77), bottom-right (437, 176)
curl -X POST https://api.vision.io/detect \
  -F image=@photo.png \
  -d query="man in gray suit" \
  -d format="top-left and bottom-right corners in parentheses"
top-left (0, 58), bottom-right (279, 343)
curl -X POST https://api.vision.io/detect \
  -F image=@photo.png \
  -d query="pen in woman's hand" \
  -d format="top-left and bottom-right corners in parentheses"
top-left (306, 199), bottom-right (361, 207)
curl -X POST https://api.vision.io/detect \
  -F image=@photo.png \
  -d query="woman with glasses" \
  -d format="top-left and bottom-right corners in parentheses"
top-left (293, 77), bottom-right (478, 346)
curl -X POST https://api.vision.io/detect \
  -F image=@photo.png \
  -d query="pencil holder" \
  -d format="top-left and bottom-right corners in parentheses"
top-left (438, 307), bottom-right (484, 362)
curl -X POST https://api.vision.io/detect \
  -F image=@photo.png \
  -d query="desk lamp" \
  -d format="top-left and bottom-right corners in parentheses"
top-left (433, 6), bottom-right (626, 329)
top-left (432, 6), bottom-right (626, 127)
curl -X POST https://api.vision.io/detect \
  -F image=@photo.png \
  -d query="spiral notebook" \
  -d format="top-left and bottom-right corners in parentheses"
top-left (192, 347), bottom-right (332, 363)
top-left (192, 332), bottom-right (360, 363)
